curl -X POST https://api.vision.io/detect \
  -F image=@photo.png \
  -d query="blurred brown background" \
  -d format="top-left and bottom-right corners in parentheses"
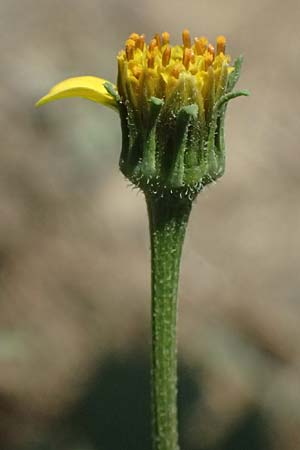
top-left (0, 0), bottom-right (299, 449)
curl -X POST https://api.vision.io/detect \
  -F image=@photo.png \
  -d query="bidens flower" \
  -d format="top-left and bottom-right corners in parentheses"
top-left (36, 30), bottom-right (248, 199)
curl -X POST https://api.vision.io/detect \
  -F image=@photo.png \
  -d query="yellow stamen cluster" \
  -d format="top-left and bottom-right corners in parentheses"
top-left (117, 30), bottom-right (233, 107)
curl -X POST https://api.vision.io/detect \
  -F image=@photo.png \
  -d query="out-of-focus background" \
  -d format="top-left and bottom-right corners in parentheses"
top-left (0, 0), bottom-right (299, 449)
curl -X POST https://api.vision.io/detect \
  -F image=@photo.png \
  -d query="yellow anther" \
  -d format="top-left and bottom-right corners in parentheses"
top-left (204, 52), bottom-right (214, 70)
top-left (149, 38), bottom-right (157, 52)
top-left (126, 38), bottom-right (136, 47)
top-left (194, 36), bottom-right (208, 55)
top-left (129, 33), bottom-right (140, 42)
top-left (162, 46), bottom-right (171, 66)
top-left (162, 32), bottom-right (170, 45)
top-left (207, 44), bottom-right (215, 58)
top-left (125, 39), bottom-right (136, 60)
top-left (183, 48), bottom-right (193, 70)
top-left (147, 53), bottom-right (155, 68)
top-left (182, 29), bottom-right (191, 48)
top-left (136, 34), bottom-right (145, 50)
top-left (216, 35), bottom-right (226, 54)
top-left (154, 33), bottom-right (162, 49)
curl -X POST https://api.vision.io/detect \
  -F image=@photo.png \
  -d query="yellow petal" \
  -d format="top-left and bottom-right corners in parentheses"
top-left (36, 76), bottom-right (118, 109)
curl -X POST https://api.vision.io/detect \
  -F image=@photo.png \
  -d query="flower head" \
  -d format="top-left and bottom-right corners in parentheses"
top-left (36, 30), bottom-right (248, 199)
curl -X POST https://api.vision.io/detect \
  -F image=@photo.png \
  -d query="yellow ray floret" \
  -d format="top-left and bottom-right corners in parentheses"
top-left (36, 76), bottom-right (117, 109)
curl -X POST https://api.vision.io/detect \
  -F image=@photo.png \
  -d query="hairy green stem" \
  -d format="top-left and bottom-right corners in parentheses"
top-left (146, 194), bottom-right (192, 450)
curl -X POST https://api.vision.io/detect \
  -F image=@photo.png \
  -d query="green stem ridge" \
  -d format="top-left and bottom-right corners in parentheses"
top-left (146, 194), bottom-right (193, 450)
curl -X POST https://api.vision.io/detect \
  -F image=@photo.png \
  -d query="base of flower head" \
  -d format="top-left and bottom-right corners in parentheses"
top-left (121, 157), bottom-right (221, 201)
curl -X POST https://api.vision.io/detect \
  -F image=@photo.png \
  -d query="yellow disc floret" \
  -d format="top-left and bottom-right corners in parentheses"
top-left (117, 30), bottom-right (233, 111)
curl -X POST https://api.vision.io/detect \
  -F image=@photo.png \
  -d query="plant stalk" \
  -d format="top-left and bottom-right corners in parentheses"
top-left (146, 193), bottom-right (192, 450)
